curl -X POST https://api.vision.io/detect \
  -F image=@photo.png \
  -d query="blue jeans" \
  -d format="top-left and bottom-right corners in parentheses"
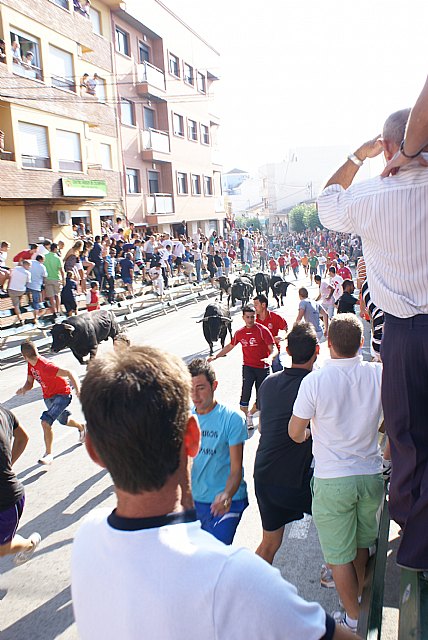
top-left (195, 259), bottom-right (201, 282)
top-left (195, 498), bottom-right (249, 544)
top-left (41, 394), bottom-right (72, 426)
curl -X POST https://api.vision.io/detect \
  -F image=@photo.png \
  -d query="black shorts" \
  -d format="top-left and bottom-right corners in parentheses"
top-left (240, 365), bottom-right (269, 407)
top-left (174, 257), bottom-right (182, 266)
top-left (254, 475), bottom-right (312, 531)
top-left (310, 267), bottom-right (318, 275)
top-left (63, 301), bottom-right (77, 313)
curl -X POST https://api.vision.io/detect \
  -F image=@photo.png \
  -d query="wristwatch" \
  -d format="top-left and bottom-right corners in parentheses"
top-left (400, 139), bottom-right (421, 159)
top-left (347, 153), bottom-right (364, 167)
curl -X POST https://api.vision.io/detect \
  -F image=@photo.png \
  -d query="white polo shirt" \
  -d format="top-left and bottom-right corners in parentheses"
top-left (293, 356), bottom-right (383, 479)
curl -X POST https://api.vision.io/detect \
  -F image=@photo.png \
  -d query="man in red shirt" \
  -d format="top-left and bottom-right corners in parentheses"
top-left (268, 257), bottom-right (278, 276)
top-left (253, 294), bottom-right (288, 372)
top-left (208, 305), bottom-right (276, 430)
top-left (16, 342), bottom-right (85, 465)
top-left (13, 244), bottom-right (38, 264)
top-left (337, 260), bottom-right (353, 281)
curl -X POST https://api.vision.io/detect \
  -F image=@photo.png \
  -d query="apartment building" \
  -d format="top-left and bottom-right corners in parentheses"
top-left (0, 0), bottom-right (123, 263)
top-left (112, 0), bottom-right (224, 238)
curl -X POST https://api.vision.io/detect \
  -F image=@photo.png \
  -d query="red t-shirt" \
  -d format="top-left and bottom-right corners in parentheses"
top-left (28, 357), bottom-right (71, 399)
top-left (290, 256), bottom-right (299, 269)
top-left (256, 311), bottom-right (287, 351)
top-left (13, 250), bottom-right (33, 262)
top-left (232, 323), bottom-right (274, 369)
top-left (269, 259), bottom-right (277, 271)
top-left (337, 266), bottom-right (352, 280)
top-left (278, 256), bottom-right (285, 266)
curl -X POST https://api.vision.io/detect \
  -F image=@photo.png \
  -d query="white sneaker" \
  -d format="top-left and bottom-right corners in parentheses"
top-left (14, 532), bottom-right (42, 566)
top-left (78, 425), bottom-right (87, 444)
top-left (332, 610), bottom-right (357, 634)
top-left (38, 453), bottom-right (53, 465)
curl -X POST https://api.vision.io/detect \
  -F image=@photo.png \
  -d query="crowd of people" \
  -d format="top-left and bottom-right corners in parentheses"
top-left (2, 75), bottom-right (428, 638)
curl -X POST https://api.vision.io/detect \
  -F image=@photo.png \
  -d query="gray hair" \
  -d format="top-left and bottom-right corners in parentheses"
top-left (383, 108), bottom-right (411, 146)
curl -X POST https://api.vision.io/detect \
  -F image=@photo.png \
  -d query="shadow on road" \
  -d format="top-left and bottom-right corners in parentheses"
top-left (17, 444), bottom-right (83, 481)
top-left (2, 388), bottom-right (42, 410)
top-left (0, 587), bottom-right (74, 640)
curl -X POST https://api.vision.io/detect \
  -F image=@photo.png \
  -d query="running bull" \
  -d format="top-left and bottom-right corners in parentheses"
top-left (198, 303), bottom-right (232, 356)
top-left (51, 310), bottom-right (120, 364)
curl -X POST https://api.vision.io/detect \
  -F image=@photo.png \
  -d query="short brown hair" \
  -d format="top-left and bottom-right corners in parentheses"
top-left (21, 341), bottom-right (38, 359)
top-left (299, 287), bottom-right (309, 298)
top-left (80, 347), bottom-right (191, 493)
top-left (328, 314), bottom-right (363, 357)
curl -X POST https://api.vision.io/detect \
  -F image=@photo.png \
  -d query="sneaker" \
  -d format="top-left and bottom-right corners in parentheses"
top-left (38, 453), bottom-right (53, 465)
top-left (332, 611), bottom-right (357, 634)
top-left (14, 532), bottom-right (41, 566)
top-left (78, 425), bottom-right (87, 444)
top-left (320, 564), bottom-right (335, 588)
top-left (382, 458), bottom-right (392, 479)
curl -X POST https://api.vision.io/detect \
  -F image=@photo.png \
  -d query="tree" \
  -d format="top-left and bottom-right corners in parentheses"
top-left (235, 215), bottom-right (262, 230)
top-left (288, 203), bottom-right (321, 232)
top-left (288, 204), bottom-right (306, 232)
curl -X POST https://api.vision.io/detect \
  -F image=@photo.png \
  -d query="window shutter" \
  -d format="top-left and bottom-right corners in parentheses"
top-left (57, 130), bottom-right (81, 161)
top-left (18, 122), bottom-right (49, 157)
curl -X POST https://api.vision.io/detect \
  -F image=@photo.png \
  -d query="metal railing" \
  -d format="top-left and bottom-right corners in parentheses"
top-left (137, 61), bottom-right (165, 92)
top-left (141, 128), bottom-right (170, 154)
top-left (146, 193), bottom-right (174, 214)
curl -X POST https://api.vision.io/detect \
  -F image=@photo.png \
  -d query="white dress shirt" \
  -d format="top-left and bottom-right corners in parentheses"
top-left (317, 156), bottom-right (428, 317)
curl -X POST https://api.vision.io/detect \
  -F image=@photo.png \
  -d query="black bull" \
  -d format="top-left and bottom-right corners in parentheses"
top-left (51, 310), bottom-right (120, 364)
top-left (198, 303), bottom-right (232, 356)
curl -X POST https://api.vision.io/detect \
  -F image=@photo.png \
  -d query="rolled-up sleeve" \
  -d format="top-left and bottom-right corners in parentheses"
top-left (317, 184), bottom-right (356, 233)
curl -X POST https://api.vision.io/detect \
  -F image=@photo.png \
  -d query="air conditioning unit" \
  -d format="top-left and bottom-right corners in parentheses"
top-left (56, 210), bottom-right (71, 226)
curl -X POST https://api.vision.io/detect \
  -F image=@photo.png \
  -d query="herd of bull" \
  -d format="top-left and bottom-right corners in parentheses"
top-left (199, 272), bottom-right (295, 355)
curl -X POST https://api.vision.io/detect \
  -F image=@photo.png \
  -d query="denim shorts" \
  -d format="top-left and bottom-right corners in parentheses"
top-left (28, 288), bottom-right (41, 310)
top-left (195, 498), bottom-right (248, 545)
top-left (41, 394), bottom-right (72, 426)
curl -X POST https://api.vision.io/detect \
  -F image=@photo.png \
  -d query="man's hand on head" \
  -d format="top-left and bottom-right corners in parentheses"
top-left (355, 135), bottom-right (383, 161)
top-left (381, 149), bottom-right (428, 177)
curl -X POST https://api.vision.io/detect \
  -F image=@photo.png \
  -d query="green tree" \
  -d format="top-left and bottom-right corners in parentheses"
top-left (288, 204), bottom-right (306, 232)
top-left (235, 215), bottom-right (262, 230)
top-left (288, 203), bottom-right (321, 231)
top-left (302, 204), bottom-right (321, 230)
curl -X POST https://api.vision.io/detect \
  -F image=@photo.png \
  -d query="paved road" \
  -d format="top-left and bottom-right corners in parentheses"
top-left (0, 271), bottom-right (399, 638)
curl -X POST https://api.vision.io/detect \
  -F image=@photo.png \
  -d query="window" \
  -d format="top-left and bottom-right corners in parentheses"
top-left (197, 71), bottom-right (206, 93)
top-left (183, 62), bottom-right (194, 85)
top-left (95, 76), bottom-right (106, 102)
top-left (57, 130), bottom-right (82, 171)
top-left (10, 29), bottom-right (43, 81)
top-left (204, 175), bottom-right (213, 195)
top-left (191, 174), bottom-right (201, 195)
top-left (19, 122), bottom-right (51, 169)
top-left (100, 143), bottom-right (112, 170)
top-left (187, 119), bottom-right (198, 141)
top-left (143, 107), bottom-right (155, 130)
top-left (148, 170), bottom-right (159, 194)
top-left (201, 124), bottom-right (210, 145)
top-left (89, 7), bottom-right (102, 35)
top-left (121, 99), bottom-right (135, 126)
top-left (173, 113), bottom-right (184, 137)
top-left (52, 0), bottom-right (69, 8)
top-left (139, 42), bottom-right (150, 63)
top-left (168, 52), bottom-right (180, 77)
top-left (49, 45), bottom-right (75, 92)
top-left (126, 169), bottom-right (140, 194)
top-left (115, 27), bottom-right (129, 56)
top-left (177, 172), bottom-right (188, 195)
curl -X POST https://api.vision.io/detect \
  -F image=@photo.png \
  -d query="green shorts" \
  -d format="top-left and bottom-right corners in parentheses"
top-left (312, 474), bottom-right (384, 565)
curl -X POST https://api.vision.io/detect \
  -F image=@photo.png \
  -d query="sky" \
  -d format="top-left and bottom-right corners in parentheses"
top-left (162, 0), bottom-right (428, 172)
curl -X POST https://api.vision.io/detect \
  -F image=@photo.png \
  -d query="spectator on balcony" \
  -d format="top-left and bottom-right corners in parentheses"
top-left (0, 40), bottom-right (6, 63)
top-left (11, 40), bottom-right (22, 65)
top-left (80, 73), bottom-right (89, 96)
top-left (86, 73), bottom-right (98, 96)
top-left (22, 51), bottom-right (34, 69)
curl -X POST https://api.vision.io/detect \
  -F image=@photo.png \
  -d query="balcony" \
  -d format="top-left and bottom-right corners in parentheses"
top-left (146, 193), bottom-right (174, 215)
top-left (141, 128), bottom-right (170, 162)
top-left (136, 61), bottom-right (166, 100)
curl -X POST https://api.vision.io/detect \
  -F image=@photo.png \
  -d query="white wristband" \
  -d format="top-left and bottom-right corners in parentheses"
top-left (347, 153), bottom-right (364, 167)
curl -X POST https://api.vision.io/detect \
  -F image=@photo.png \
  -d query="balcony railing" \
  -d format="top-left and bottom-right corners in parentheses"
top-left (13, 63), bottom-right (43, 82)
top-left (141, 128), bottom-right (170, 154)
top-left (146, 193), bottom-right (174, 214)
top-left (137, 61), bottom-right (165, 93)
top-left (0, 150), bottom-right (15, 162)
top-left (52, 75), bottom-right (76, 93)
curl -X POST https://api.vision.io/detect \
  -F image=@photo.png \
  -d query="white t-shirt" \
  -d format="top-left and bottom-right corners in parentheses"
top-left (318, 255), bottom-right (327, 266)
top-left (319, 281), bottom-right (334, 307)
top-left (72, 509), bottom-right (331, 640)
top-left (9, 266), bottom-right (31, 291)
top-left (293, 356), bottom-right (383, 478)
top-left (329, 274), bottom-right (343, 301)
top-left (172, 241), bottom-right (185, 258)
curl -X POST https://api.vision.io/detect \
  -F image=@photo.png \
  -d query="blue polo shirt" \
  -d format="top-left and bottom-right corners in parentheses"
top-left (191, 403), bottom-right (247, 503)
